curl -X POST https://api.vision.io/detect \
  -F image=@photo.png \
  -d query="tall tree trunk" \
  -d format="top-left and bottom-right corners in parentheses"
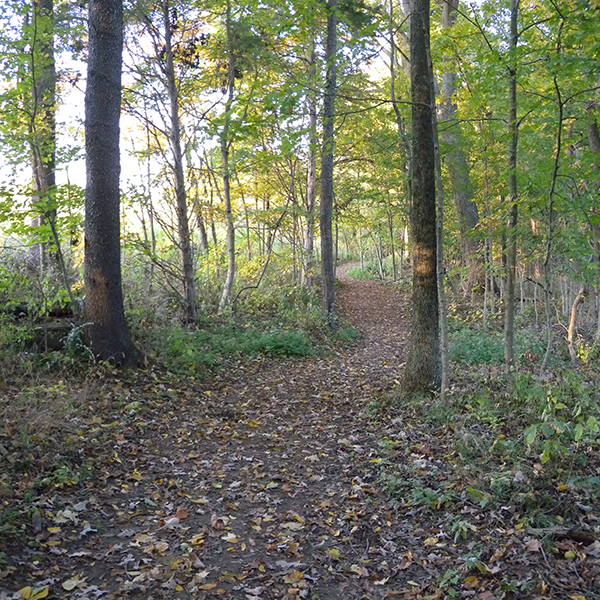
top-left (389, 0), bottom-right (412, 208)
top-left (542, 77), bottom-right (564, 369)
top-left (219, 0), bottom-right (236, 312)
top-left (320, 0), bottom-right (338, 325)
top-left (403, 0), bottom-right (441, 394)
top-left (162, 0), bottom-right (198, 323)
top-left (438, 0), bottom-right (480, 294)
top-left (504, 0), bottom-right (519, 382)
top-left (302, 44), bottom-right (318, 291)
top-left (586, 96), bottom-right (600, 342)
top-left (429, 41), bottom-right (449, 398)
top-left (84, 0), bottom-right (138, 366)
top-left (29, 0), bottom-right (57, 269)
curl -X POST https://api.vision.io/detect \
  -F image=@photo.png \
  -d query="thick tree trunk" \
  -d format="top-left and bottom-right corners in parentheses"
top-left (162, 0), bottom-right (198, 323)
top-left (320, 0), bottom-right (338, 324)
top-left (403, 0), bottom-right (441, 394)
top-left (504, 0), bottom-right (519, 381)
top-left (439, 0), bottom-right (480, 294)
top-left (84, 0), bottom-right (138, 366)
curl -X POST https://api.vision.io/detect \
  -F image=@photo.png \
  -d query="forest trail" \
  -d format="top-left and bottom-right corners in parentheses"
top-left (5, 269), bottom-right (597, 599)
top-left (4, 265), bottom-right (420, 599)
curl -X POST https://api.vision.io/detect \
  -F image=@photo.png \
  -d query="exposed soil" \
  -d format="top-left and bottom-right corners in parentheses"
top-left (1, 265), bottom-right (599, 600)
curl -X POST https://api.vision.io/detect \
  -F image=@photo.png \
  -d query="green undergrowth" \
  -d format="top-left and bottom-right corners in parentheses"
top-left (370, 367), bottom-right (600, 535)
top-left (151, 323), bottom-right (315, 374)
top-left (347, 258), bottom-right (396, 280)
top-left (449, 327), bottom-right (547, 366)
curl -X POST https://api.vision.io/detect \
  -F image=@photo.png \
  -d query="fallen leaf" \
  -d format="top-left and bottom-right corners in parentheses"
top-left (211, 513), bottom-right (229, 529)
top-left (283, 570), bottom-right (304, 583)
top-left (199, 582), bottom-right (218, 590)
top-left (62, 575), bottom-right (86, 591)
top-left (525, 539), bottom-right (541, 552)
top-left (349, 564), bottom-right (369, 577)
top-left (398, 551), bottom-right (413, 570)
top-left (159, 516), bottom-right (180, 530)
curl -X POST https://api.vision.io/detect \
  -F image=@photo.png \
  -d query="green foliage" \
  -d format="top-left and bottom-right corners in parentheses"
top-left (449, 329), bottom-right (505, 365)
top-left (152, 323), bottom-right (314, 374)
top-left (449, 329), bottom-right (547, 366)
top-left (347, 258), bottom-right (395, 281)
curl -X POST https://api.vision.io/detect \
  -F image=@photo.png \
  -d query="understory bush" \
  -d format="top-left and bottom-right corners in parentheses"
top-left (152, 324), bottom-right (314, 374)
top-left (450, 328), bottom-right (547, 366)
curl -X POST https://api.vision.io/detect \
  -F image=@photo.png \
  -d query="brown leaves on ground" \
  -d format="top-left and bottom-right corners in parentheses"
top-left (1, 264), bottom-right (599, 599)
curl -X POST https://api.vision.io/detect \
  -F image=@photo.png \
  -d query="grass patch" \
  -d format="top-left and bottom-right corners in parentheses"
top-left (151, 323), bottom-right (314, 374)
top-left (449, 328), bottom-right (547, 366)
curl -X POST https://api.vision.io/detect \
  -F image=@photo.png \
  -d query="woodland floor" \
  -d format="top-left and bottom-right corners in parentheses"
top-left (1, 264), bottom-right (600, 599)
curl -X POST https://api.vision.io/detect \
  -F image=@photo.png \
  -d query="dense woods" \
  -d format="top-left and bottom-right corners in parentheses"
top-left (0, 0), bottom-right (598, 373)
top-left (1, 0), bottom-right (600, 597)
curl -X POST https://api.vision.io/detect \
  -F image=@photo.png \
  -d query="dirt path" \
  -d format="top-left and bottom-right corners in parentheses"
top-left (3, 266), bottom-right (419, 599)
top-left (4, 268), bottom-right (600, 599)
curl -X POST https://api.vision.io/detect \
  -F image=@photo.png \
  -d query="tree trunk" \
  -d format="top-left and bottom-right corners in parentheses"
top-left (568, 285), bottom-right (587, 367)
top-left (585, 97), bottom-right (600, 342)
top-left (429, 38), bottom-right (449, 398)
top-left (84, 0), bottom-right (138, 367)
top-left (162, 0), bottom-right (198, 323)
top-left (320, 0), bottom-right (338, 325)
top-left (438, 0), bottom-right (480, 294)
top-left (29, 0), bottom-right (57, 269)
top-left (542, 77), bottom-right (564, 369)
top-left (504, 0), bottom-right (519, 383)
top-left (219, 0), bottom-right (236, 312)
top-left (301, 45), bottom-right (318, 291)
top-left (403, 0), bottom-right (441, 394)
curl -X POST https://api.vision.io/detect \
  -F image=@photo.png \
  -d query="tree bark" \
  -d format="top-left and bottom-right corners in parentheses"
top-left (504, 0), bottom-right (519, 382)
top-left (403, 0), bottom-right (441, 394)
top-left (438, 0), bottom-right (480, 294)
top-left (567, 285), bottom-right (587, 367)
top-left (84, 0), bottom-right (138, 366)
top-left (301, 44), bottom-right (318, 291)
top-left (29, 0), bottom-right (57, 269)
top-left (586, 97), bottom-right (600, 342)
top-left (320, 0), bottom-right (338, 325)
top-left (219, 0), bottom-right (236, 312)
top-left (162, 0), bottom-right (198, 323)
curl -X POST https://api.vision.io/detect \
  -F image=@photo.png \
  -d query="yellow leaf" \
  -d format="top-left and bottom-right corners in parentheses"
top-left (327, 548), bottom-right (343, 560)
top-left (47, 527), bottom-right (61, 533)
top-left (423, 537), bottom-right (439, 546)
top-left (18, 588), bottom-right (32, 600)
top-left (31, 586), bottom-right (50, 600)
top-left (565, 550), bottom-right (577, 560)
top-left (569, 595), bottom-right (587, 600)
top-left (473, 561), bottom-right (492, 576)
top-left (190, 534), bottom-right (205, 546)
top-left (198, 582), bottom-right (217, 590)
top-left (283, 570), bottom-right (304, 583)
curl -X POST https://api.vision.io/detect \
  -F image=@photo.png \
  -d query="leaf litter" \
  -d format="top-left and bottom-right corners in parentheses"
top-left (1, 264), bottom-right (599, 599)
